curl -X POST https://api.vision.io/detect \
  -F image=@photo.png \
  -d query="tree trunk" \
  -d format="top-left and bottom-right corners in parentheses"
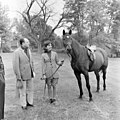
top-left (0, 37), bottom-right (2, 53)
top-left (37, 42), bottom-right (42, 54)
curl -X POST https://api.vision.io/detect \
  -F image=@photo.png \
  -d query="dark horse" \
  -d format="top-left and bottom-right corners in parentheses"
top-left (62, 30), bottom-right (108, 101)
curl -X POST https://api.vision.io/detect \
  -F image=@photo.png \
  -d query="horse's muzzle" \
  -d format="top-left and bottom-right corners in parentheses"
top-left (66, 43), bottom-right (72, 52)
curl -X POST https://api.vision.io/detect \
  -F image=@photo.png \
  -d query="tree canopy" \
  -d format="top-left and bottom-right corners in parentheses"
top-left (0, 3), bottom-right (11, 52)
top-left (1, 0), bottom-right (120, 53)
top-left (63, 0), bottom-right (120, 46)
top-left (14, 0), bottom-right (65, 52)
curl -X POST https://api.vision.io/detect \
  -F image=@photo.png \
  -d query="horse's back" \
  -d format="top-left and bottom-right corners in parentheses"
top-left (90, 48), bottom-right (108, 71)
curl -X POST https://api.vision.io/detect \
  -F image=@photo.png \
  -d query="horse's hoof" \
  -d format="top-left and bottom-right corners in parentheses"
top-left (96, 90), bottom-right (99, 92)
top-left (89, 98), bottom-right (93, 102)
top-left (79, 96), bottom-right (83, 99)
top-left (103, 88), bottom-right (106, 91)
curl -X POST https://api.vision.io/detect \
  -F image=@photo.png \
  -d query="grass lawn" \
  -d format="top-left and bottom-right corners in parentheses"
top-left (1, 52), bottom-right (120, 120)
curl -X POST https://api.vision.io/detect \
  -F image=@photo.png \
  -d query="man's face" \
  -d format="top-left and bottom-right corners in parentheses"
top-left (23, 38), bottom-right (30, 49)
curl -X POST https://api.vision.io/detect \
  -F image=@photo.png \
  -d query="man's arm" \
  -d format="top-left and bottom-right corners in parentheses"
top-left (12, 51), bottom-right (21, 80)
top-left (29, 49), bottom-right (34, 71)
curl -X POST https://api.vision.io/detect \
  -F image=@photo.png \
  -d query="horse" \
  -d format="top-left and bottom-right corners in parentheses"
top-left (62, 30), bottom-right (108, 101)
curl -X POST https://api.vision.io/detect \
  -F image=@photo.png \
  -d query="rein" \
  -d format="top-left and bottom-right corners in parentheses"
top-left (41, 63), bottom-right (62, 80)
top-left (41, 60), bottom-right (64, 99)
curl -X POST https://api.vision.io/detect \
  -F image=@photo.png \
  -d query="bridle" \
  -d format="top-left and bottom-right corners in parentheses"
top-left (63, 35), bottom-right (73, 52)
top-left (63, 34), bottom-right (73, 62)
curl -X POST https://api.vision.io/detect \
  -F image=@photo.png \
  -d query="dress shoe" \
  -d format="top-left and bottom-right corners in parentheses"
top-left (27, 102), bottom-right (34, 107)
top-left (51, 99), bottom-right (56, 103)
top-left (21, 106), bottom-right (27, 110)
top-left (49, 99), bottom-right (53, 103)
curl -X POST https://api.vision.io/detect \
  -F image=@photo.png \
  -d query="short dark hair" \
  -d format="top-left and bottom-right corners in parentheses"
top-left (43, 40), bottom-right (52, 53)
top-left (19, 38), bottom-right (25, 45)
top-left (43, 40), bottom-right (51, 47)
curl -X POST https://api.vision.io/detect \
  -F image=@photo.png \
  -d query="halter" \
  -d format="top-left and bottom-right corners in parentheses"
top-left (63, 35), bottom-right (73, 51)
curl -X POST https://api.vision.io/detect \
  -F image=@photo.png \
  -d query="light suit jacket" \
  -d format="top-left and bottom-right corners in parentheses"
top-left (13, 47), bottom-right (34, 80)
top-left (41, 51), bottom-right (60, 79)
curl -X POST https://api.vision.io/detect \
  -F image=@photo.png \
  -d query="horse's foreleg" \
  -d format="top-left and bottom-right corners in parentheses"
top-left (94, 71), bottom-right (100, 92)
top-left (84, 72), bottom-right (92, 101)
top-left (102, 68), bottom-right (107, 90)
top-left (74, 71), bottom-right (83, 99)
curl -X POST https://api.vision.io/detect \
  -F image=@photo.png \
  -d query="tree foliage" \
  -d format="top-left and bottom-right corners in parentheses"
top-left (107, 0), bottom-right (120, 40)
top-left (63, 0), bottom-right (87, 39)
top-left (16, 0), bottom-right (65, 52)
top-left (0, 3), bottom-right (11, 52)
top-left (63, 0), bottom-right (120, 46)
top-left (0, 3), bottom-right (10, 38)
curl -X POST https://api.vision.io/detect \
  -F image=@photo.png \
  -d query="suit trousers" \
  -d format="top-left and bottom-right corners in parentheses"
top-left (19, 79), bottom-right (33, 107)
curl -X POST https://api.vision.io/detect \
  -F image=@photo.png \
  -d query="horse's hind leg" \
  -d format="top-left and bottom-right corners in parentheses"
top-left (84, 72), bottom-right (92, 101)
top-left (94, 71), bottom-right (100, 92)
top-left (102, 68), bottom-right (107, 90)
top-left (74, 71), bottom-right (83, 99)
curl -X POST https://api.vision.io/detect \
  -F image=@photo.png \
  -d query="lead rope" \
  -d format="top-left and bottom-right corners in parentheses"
top-left (42, 59), bottom-right (64, 99)
top-left (42, 64), bottom-right (61, 99)
top-left (67, 52), bottom-right (71, 62)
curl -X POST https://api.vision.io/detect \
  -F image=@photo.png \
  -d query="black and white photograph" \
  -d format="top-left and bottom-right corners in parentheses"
top-left (0, 0), bottom-right (120, 120)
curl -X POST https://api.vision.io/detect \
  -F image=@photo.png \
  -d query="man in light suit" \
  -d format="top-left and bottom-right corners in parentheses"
top-left (13, 38), bottom-right (34, 110)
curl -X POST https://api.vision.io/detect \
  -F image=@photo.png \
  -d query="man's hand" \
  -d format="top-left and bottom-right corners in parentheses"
top-left (16, 79), bottom-right (23, 89)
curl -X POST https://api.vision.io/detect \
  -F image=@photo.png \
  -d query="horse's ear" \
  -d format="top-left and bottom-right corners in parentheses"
top-left (63, 30), bottom-right (66, 35)
top-left (69, 30), bottom-right (72, 35)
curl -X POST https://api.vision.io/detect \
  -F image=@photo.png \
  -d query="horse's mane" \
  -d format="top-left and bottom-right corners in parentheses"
top-left (70, 36), bottom-right (88, 61)
top-left (71, 37), bottom-right (85, 51)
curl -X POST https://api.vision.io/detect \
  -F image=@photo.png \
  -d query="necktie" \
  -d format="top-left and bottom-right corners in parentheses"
top-left (24, 49), bottom-right (30, 60)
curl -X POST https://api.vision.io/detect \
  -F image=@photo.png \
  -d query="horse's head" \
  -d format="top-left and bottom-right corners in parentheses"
top-left (62, 30), bottom-right (73, 52)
